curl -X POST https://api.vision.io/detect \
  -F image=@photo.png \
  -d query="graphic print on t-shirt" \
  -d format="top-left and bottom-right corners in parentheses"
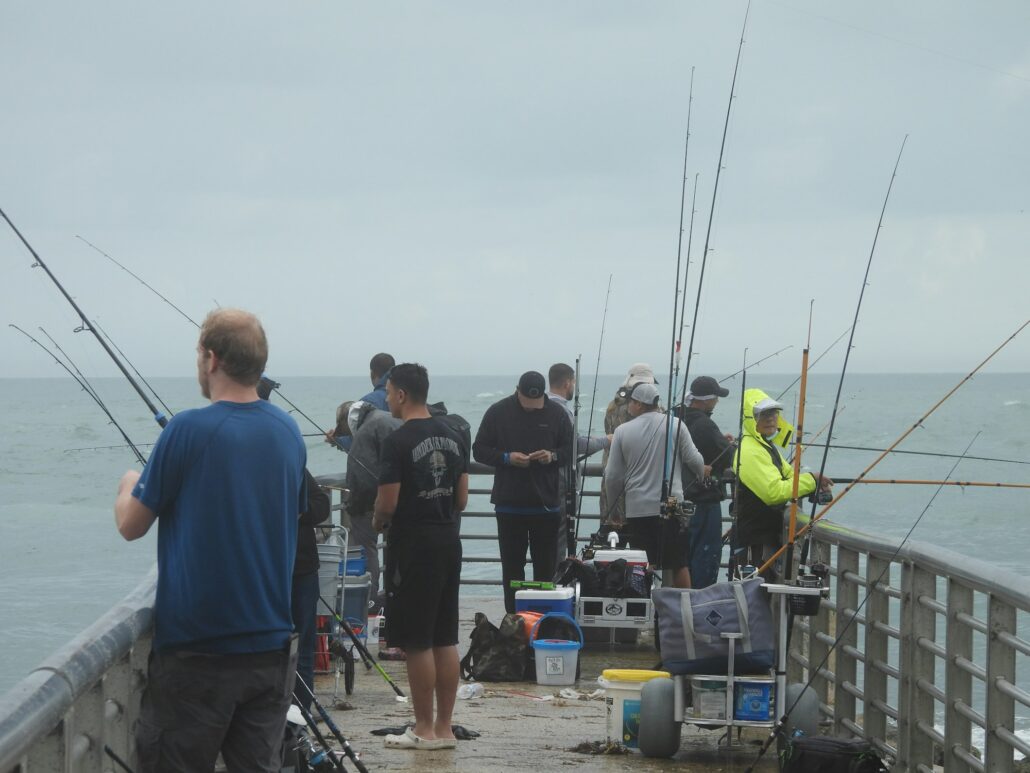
top-left (411, 434), bottom-right (463, 500)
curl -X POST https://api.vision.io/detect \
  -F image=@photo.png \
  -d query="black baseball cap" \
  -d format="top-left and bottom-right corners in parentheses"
top-left (517, 371), bottom-right (546, 399)
top-left (688, 375), bottom-right (729, 399)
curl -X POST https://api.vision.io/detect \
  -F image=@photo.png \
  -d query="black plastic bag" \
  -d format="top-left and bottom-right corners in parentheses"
top-left (781, 736), bottom-right (889, 773)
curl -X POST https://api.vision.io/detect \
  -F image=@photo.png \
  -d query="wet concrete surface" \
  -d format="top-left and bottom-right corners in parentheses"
top-left (311, 596), bottom-right (778, 772)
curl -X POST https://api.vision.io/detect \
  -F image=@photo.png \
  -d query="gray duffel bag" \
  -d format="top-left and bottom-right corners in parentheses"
top-left (652, 577), bottom-right (774, 675)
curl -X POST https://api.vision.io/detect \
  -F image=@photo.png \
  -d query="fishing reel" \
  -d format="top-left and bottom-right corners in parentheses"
top-left (291, 729), bottom-right (338, 773)
top-left (807, 488), bottom-right (833, 505)
top-left (661, 496), bottom-right (695, 521)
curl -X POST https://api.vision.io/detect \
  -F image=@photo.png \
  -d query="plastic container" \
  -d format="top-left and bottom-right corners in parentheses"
top-left (342, 573), bottom-right (371, 631)
top-left (689, 678), bottom-right (727, 719)
top-left (592, 549), bottom-right (649, 567)
top-left (529, 612), bottom-right (583, 686)
top-left (344, 546), bottom-right (367, 577)
top-left (597, 669), bottom-right (671, 748)
top-left (317, 541), bottom-right (344, 609)
top-left (734, 679), bottom-right (775, 721)
top-left (515, 587), bottom-right (575, 618)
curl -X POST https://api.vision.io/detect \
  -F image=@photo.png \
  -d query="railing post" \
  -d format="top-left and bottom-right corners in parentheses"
top-left (863, 555), bottom-right (890, 747)
top-left (898, 562), bottom-right (936, 771)
top-left (985, 595), bottom-right (1015, 772)
top-left (103, 655), bottom-right (133, 769)
top-left (834, 547), bottom-right (860, 738)
top-left (807, 538), bottom-right (832, 712)
top-left (944, 579), bottom-right (973, 773)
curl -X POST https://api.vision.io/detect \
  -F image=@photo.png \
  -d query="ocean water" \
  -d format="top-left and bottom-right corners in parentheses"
top-left (1, 372), bottom-right (1028, 746)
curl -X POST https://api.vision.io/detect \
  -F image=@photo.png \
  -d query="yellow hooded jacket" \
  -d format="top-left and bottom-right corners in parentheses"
top-left (731, 388), bottom-right (817, 546)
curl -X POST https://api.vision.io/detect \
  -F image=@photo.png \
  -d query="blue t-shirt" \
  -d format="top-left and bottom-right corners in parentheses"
top-left (133, 400), bottom-right (307, 654)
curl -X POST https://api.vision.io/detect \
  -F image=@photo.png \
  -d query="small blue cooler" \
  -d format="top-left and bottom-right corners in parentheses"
top-left (344, 546), bottom-right (367, 577)
top-left (515, 587), bottom-right (575, 618)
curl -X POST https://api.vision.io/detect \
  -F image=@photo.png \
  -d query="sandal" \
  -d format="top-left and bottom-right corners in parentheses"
top-left (383, 727), bottom-right (454, 750)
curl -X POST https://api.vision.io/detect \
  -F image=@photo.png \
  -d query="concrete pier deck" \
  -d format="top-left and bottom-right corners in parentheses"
top-left (312, 595), bottom-right (777, 772)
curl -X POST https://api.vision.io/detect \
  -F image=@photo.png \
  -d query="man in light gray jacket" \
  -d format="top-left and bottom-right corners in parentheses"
top-left (603, 382), bottom-right (710, 588)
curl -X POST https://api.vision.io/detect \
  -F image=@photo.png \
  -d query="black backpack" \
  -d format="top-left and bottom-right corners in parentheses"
top-left (781, 737), bottom-right (889, 773)
top-left (459, 611), bottom-right (582, 682)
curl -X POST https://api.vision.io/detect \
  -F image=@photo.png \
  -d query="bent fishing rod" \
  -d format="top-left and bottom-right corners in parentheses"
top-left (744, 432), bottom-right (983, 772)
top-left (10, 324), bottom-right (146, 465)
top-left (758, 317), bottom-right (1030, 576)
top-left (806, 442), bottom-right (1030, 467)
top-left (796, 136), bottom-right (908, 571)
top-left (1, 208), bottom-right (168, 427)
top-left (575, 274), bottom-right (613, 540)
top-left (76, 234), bottom-right (378, 468)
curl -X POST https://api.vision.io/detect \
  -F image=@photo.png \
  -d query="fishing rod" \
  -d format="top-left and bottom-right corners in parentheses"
top-left (290, 689), bottom-right (350, 773)
top-left (76, 233), bottom-right (368, 461)
top-left (758, 317), bottom-right (1029, 576)
top-left (10, 324), bottom-right (147, 465)
top-left (662, 68), bottom-right (697, 498)
top-left (65, 443), bottom-right (155, 453)
top-left (295, 676), bottom-right (370, 773)
top-left (76, 235), bottom-right (197, 327)
top-left (575, 274), bottom-right (613, 537)
top-left (93, 318), bottom-right (174, 418)
top-left (796, 136), bottom-right (908, 572)
top-left (783, 301), bottom-right (814, 579)
top-left (104, 744), bottom-right (137, 773)
top-left (1, 209), bottom-right (169, 427)
top-left (774, 325), bottom-right (851, 401)
top-left (566, 354), bottom-right (582, 557)
top-left (826, 478), bottom-right (1030, 489)
top-left (727, 348), bottom-right (748, 580)
top-left (318, 595), bottom-right (407, 700)
top-left (806, 442), bottom-right (1030, 467)
top-left (718, 344), bottom-right (793, 384)
top-left (744, 432), bottom-right (983, 772)
top-left (680, 0), bottom-right (750, 393)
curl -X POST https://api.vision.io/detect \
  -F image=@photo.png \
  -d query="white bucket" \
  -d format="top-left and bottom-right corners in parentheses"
top-left (529, 613), bottom-right (583, 687)
top-left (597, 670), bottom-right (671, 749)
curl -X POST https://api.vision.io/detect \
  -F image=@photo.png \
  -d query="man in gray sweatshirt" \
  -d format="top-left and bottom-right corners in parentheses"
top-left (603, 382), bottom-right (710, 588)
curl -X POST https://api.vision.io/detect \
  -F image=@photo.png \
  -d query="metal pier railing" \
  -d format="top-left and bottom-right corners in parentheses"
top-left (1, 466), bottom-right (1026, 771)
top-left (788, 524), bottom-right (1029, 771)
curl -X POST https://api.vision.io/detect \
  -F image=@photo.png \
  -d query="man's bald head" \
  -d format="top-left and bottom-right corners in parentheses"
top-left (199, 308), bottom-right (268, 387)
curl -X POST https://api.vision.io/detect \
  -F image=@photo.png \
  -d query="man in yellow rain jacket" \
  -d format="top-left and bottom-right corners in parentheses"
top-left (731, 389), bottom-right (832, 581)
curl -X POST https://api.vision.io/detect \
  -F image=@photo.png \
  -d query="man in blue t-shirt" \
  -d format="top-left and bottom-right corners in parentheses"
top-left (114, 308), bottom-right (306, 773)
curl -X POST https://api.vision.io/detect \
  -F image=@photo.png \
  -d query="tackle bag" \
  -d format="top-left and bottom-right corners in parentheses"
top-left (459, 611), bottom-right (581, 682)
top-left (652, 576), bottom-right (774, 675)
top-left (553, 557), bottom-right (601, 597)
top-left (596, 558), bottom-right (649, 599)
top-left (781, 736), bottom-right (888, 772)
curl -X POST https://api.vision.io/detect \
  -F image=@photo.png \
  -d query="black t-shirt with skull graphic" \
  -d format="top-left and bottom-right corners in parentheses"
top-left (378, 416), bottom-right (468, 542)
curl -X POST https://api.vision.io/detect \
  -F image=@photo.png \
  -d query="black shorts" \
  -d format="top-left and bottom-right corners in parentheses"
top-left (384, 533), bottom-right (462, 650)
top-left (624, 515), bottom-right (691, 571)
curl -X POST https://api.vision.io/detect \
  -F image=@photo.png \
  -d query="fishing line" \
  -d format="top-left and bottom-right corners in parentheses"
top-left (92, 319), bottom-right (174, 418)
top-left (758, 317), bottom-right (1029, 576)
top-left (797, 136), bottom-right (908, 571)
top-left (575, 274), bottom-right (613, 537)
top-left (806, 442), bottom-right (1029, 467)
top-left (774, 326), bottom-right (851, 401)
top-left (9, 324), bottom-right (147, 465)
top-left (744, 431), bottom-right (983, 772)
top-left (1, 209), bottom-right (168, 427)
top-left (718, 345), bottom-right (793, 384)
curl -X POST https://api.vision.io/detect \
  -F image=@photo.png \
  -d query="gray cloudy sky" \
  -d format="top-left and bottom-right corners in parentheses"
top-left (2, 1), bottom-right (1028, 380)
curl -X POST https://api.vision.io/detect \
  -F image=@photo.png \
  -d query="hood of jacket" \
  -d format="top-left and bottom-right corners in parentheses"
top-left (741, 388), bottom-right (794, 450)
top-left (348, 400), bottom-right (381, 436)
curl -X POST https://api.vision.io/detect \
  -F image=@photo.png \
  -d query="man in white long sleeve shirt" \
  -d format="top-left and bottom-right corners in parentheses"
top-left (603, 382), bottom-right (710, 587)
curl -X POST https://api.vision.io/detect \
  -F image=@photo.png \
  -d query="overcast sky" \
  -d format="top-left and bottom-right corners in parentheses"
top-left (2, 1), bottom-right (1028, 380)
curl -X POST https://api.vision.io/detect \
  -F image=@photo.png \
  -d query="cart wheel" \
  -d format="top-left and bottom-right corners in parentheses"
top-left (344, 650), bottom-right (355, 695)
top-left (638, 677), bottom-right (680, 758)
